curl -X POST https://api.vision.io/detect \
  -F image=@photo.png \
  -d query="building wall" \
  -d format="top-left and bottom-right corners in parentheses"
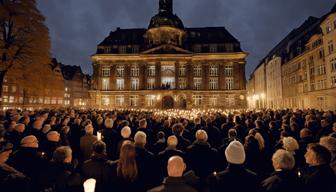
top-left (90, 53), bottom-right (247, 109)
top-left (266, 56), bottom-right (283, 109)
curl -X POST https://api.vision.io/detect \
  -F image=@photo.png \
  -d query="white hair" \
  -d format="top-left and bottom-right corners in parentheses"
top-left (283, 137), bottom-right (299, 153)
top-left (272, 149), bottom-right (295, 170)
top-left (195, 130), bottom-right (208, 142)
top-left (320, 136), bottom-right (336, 155)
top-left (104, 118), bottom-right (114, 129)
top-left (167, 135), bottom-right (178, 147)
top-left (134, 131), bottom-right (147, 146)
top-left (121, 126), bottom-right (131, 139)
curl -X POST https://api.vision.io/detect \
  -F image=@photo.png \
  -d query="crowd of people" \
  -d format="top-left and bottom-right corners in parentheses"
top-left (0, 108), bottom-right (336, 192)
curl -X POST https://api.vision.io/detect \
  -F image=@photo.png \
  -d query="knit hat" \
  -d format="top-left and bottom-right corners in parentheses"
top-left (225, 140), bottom-right (246, 165)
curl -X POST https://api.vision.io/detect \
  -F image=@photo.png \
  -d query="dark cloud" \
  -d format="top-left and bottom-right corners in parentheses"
top-left (37, 0), bottom-right (335, 76)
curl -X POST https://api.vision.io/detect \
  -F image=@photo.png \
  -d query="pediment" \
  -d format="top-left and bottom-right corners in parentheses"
top-left (142, 44), bottom-right (192, 54)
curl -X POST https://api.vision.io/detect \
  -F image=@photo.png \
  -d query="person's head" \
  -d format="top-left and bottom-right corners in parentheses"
top-left (333, 122), bottom-right (336, 132)
top-left (272, 149), bottom-right (295, 171)
top-left (194, 117), bottom-right (201, 125)
top-left (32, 119), bottom-right (43, 130)
top-left (52, 146), bottom-right (72, 164)
top-left (134, 131), bottom-right (147, 147)
top-left (228, 129), bottom-right (237, 139)
top-left (172, 123), bottom-right (184, 136)
top-left (157, 131), bottom-right (165, 141)
top-left (20, 135), bottom-right (39, 148)
top-left (163, 120), bottom-right (171, 128)
top-left (118, 141), bottom-right (137, 181)
top-left (255, 120), bottom-right (264, 128)
top-left (195, 130), bottom-right (208, 142)
top-left (42, 124), bottom-right (52, 134)
top-left (14, 123), bottom-right (25, 133)
top-left (47, 131), bottom-right (60, 142)
top-left (92, 140), bottom-right (106, 155)
top-left (139, 119), bottom-right (147, 129)
top-left (319, 137), bottom-right (336, 157)
top-left (85, 124), bottom-right (94, 135)
top-left (321, 119), bottom-right (329, 128)
top-left (104, 118), bottom-right (114, 129)
top-left (305, 143), bottom-right (331, 166)
top-left (167, 135), bottom-right (178, 148)
top-left (167, 156), bottom-right (186, 177)
top-left (269, 121), bottom-right (277, 129)
top-left (300, 128), bottom-right (312, 139)
top-left (283, 137), bottom-right (299, 153)
top-left (121, 126), bottom-right (131, 139)
top-left (0, 141), bottom-right (13, 164)
top-left (225, 140), bottom-right (246, 165)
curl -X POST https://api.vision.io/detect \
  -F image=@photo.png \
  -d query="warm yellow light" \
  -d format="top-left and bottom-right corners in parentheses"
top-left (84, 178), bottom-right (96, 192)
top-left (260, 93), bottom-right (265, 99)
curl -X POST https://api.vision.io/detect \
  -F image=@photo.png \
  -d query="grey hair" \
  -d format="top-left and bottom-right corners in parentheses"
top-left (134, 131), bottom-right (147, 146)
top-left (52, 146), bottom-right (72, 163)
top-left (272, 149), bottom-right (295, 170)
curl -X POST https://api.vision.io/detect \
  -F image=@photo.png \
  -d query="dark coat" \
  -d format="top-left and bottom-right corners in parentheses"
top-left (302, 164), bottom-right (336, 192)
top-left (151, 140), bottom-right (167, 155)
top-left (203, 124), bottom-right (221, 149)
top-left (102, 128), bottom-right (121, 160)
top-left (176, 136), bottom-right (191, 151)
top-left (43, 140), bottom-right (62, 160)
top-left (185, 141), bottom-right (218, 180)
top-left (0, 164), bottom-right (30, 192)
top-left (261, 170), bottom-right (301, 192)
top-left (38, 162), bottom-right (83, 192)
top-left (209, 164), bottom-right (259, 192)
top-left (135, 146), bottom-right (157, 190)
top-left (148, 177), bottom-right (198, 192)
top-left (81, 155), bottom-right (112, 192)
top-left (80, 134), bottom-right (98, 161)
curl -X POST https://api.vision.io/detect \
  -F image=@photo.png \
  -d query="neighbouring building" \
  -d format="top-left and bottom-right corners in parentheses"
top-left (53, 59), bottom-right (90, 108)
top-left (90, 0), bottom-right (247, 109)
top-left (247, 4), bottom-right (336, 110)
top-left (1, 60), bottom-right (64, 110)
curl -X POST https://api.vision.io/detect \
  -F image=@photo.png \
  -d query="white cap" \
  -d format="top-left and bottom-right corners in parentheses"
top-left (225, 140), bottom-right (246, 165)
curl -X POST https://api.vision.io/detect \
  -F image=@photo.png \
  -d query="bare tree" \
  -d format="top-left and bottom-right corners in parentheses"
top-left (0, 0), bottom-right (51, 105)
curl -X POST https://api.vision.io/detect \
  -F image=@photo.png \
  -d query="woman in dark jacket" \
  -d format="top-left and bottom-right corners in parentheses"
top-left (109, 141), bottom-right (142, 192)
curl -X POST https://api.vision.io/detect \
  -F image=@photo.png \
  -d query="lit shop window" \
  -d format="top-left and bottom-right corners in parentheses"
top-left (130, 95), bottom-right (139, 107)
top-left (146, 95), bottom-right (156, 107)
top-left (192, 95), bottom-right (202, 106)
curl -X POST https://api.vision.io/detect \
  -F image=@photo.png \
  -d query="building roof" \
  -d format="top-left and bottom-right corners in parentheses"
top-left (252, 16), bottom-right (321, 75)
top-left (332, 3), bottom-right (336, 13)
top-left (61, 65), bottom-right (83, 80)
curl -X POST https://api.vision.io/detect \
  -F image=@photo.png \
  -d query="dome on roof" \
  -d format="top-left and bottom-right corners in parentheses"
top-left (148, 12), bottom-right (184, 29)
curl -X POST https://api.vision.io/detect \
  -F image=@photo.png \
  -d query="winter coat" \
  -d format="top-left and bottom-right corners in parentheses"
top-left (261, 170), bottom-right (301, 192)
top-left (148, 177), bottom-right (198, 192)
top-left (302, 164), bottom-right (336, 192)
top-left (209, 164), bottom-right (260, 192)
top-left (0, 163), bottom-right (30, 192)
top-left (102, 128), bottom-right (121, 160)
top-left (80, 134), bottom-right (98, 161)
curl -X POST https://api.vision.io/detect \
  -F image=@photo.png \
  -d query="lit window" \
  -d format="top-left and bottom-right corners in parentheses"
top-left (19, 97), bottom-right (23, 103)
top-left (148, 65), bottom-right (156, 76)
top-left (193, 66), bottom-right (202, 77)
top-left (57, 98), bottom-right (63, 105)
top-left (194, 78), bottom-right (202, 90)
top-left (146, 95), bottom-right (156, 107)
top-left (2, 95), bottom-right (8, 103)
top-left (102, 67), bottom-right (110, 77)
top-left (192, 95), bottom-right (202, 106)
top-left (38, 97), bottom-right (43, 104)
top-left (2, 85), bottom-right (8, 92)
top-left (209, 95), bottom-right (219, 107)
top-left (11, 86), bottom-right (16, 93)
top-left (225, 77), bottom-right (234, 90)
top-left (331, 58), bottom-right (336, 72)
top-left (209, 78), bottom-right (218, 90)
top-left (328, 41), bottom-right (334, 54)
top-left (179, 65), bottom-right (186, 76)
top-left (331, 76), bottom-right (336, 87)
top-left (102, 96), bottom-right (110, 106)
top-left (317, 65), bottom-right (326, 75)
top-left (130, 95), bottom-right (139, 107)
top-left (326, 25), bottom-right (332, 34)
top-left (131, 66), bottom-right (140, 77)
top-left (131, 78), bottom-right (139, 90)
top-left (178, 78), bottom-right (187, 89)
top-left (115, 95), bottom-right (124, 106)
top-left (51, 97), bottom-right (57, 104)
top-left (224, 65), bottom-right (233, 76)
top-left (116, 66), bottom-right (125, 77)
top-left (317, 96), bottom-right (326, 108)
top-left (116, 79), bottom-right (124, 90)
top-left (226, 95), bottom-right (235, 106)
top-left (102, 78), bottom-right (109, 90)
top-left (44, 97), bottom-right (50, 104)
top-left (209, 65), bottom-right (218, 76)
top-left (147, 78), bottom-right (155, 89)
top-left (119, 46), bottom-right (127, 54)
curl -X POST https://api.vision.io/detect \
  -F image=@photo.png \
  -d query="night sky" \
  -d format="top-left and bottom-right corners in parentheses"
top-left (37, 0), bottom-right (335, 78)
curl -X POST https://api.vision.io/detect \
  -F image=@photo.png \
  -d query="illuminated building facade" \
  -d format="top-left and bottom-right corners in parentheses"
top-left (90, 0), bottom-right (247, 109)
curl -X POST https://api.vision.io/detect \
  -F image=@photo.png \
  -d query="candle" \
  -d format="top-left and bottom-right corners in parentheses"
top-left (97, 131), bottom-right (102, 141)
top-left (84, 178), bottom-right (96, 192)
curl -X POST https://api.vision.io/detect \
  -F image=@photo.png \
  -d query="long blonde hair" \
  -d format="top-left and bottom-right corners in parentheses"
top-left (117, 141), bottom-right (138, 182)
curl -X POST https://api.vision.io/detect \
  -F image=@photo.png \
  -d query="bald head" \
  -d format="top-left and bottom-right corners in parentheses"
top-left (167, 135), bottom-right (178, 148)
top-left (47, 131), bottom-right (60, 142)
top-left (196, 130), bottom-right (208, 142)
top-left (33, 120), bottom-right (43, 130)
top-left (167, 156), bottom-right (186, 177)
top-left (14, 124), bottom-right (25, 133)
top-left (21, 135), bottom-right (39, 148)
